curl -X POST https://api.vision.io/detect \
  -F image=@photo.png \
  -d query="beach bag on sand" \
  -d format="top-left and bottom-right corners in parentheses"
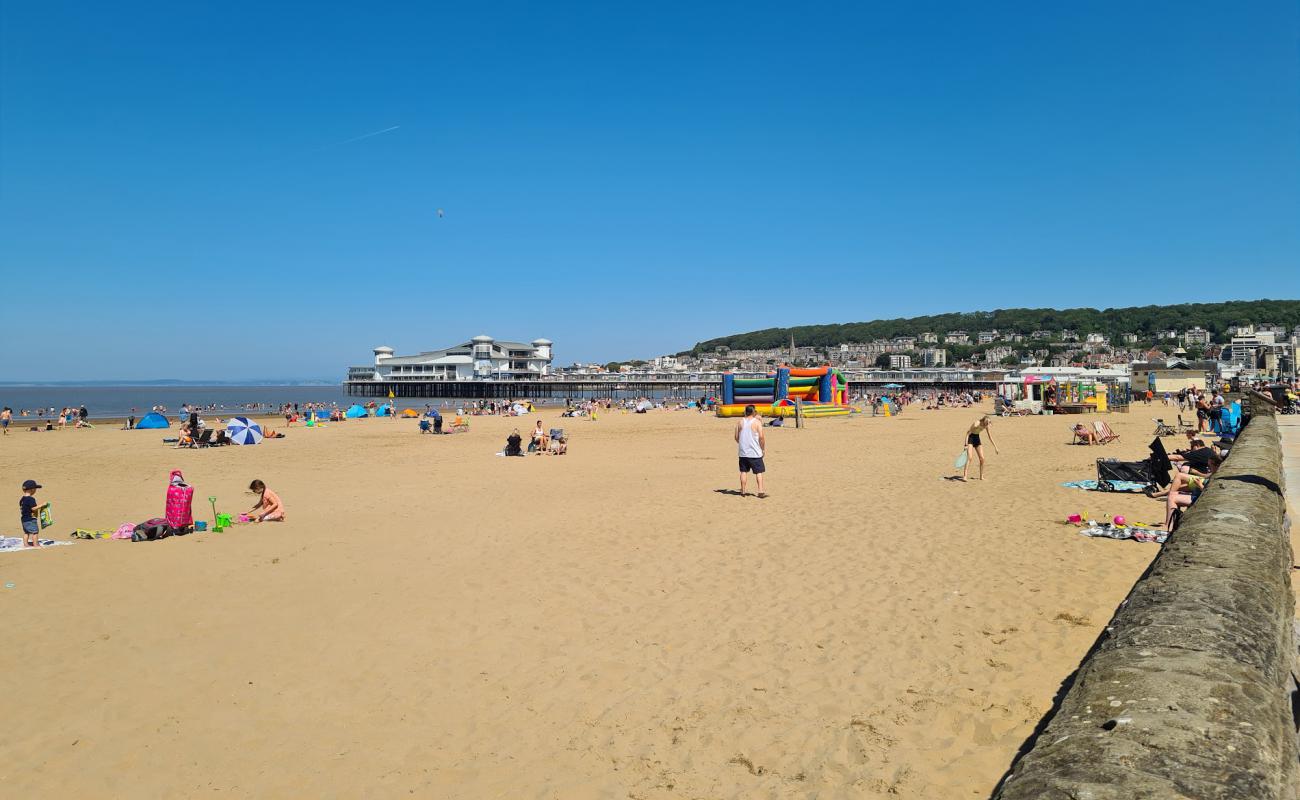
top-left (131, 518), bottom-right (174, 542)
top-left (112, 524), bottom-right (135, 540)
top-left (954, 449), bottom-right (969, 470)
top-left (165, 470), bottom-right (195, 529)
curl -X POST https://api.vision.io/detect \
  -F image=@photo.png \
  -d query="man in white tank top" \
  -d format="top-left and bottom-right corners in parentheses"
top-left (734, 404), bottom-right (768, 498)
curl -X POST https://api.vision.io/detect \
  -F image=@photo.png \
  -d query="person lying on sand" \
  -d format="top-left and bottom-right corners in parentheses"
top-left (247, 479), bottom-right (285, 522)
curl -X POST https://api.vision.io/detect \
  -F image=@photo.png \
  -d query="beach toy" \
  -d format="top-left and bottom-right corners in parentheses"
top-left (216, 513), bottom-right (233, 528)
top-left (238, 514), bottom-right (250, 524)
top-left (1066, 513), bottom-right (1082, 524)
top-left (195, 521), bottom-right (207, 531)
top-left (1113, 515), bottom-right (1126, 526)
top-left (208, 496), bottom-right (218, 529)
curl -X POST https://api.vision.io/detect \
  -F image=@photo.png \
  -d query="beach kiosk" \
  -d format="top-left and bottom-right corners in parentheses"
top-left (998, 368), bottom-right (1130, 414)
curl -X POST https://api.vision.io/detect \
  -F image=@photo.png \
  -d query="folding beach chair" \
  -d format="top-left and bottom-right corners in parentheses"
top-left (1152, 418), bottom-right (1176, 436)
top-left (1093, 421), bottom-right (1120, 444)
top-left (1176, 414), bottom-right (1196, 433)
top-left (193, 428), bottom-right (214, 448)
top-left (549, 428), bottom-right (564, 442)
top-left (449, 416), bottom-right (470, 433)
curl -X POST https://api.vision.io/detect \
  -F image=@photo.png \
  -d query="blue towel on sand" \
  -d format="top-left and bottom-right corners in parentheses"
top-left (1062, 479), bottom-right (1148, 493)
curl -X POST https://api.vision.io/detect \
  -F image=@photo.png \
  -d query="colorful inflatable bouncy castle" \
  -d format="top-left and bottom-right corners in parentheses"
top-left (716, 366), bottom-right (850, 418)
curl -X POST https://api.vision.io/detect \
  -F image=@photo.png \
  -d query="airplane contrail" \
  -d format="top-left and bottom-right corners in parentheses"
top-left (320, 125), bottom-right (400, 149)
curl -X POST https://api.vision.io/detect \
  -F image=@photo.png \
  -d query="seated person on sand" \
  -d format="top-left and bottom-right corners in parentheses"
top-left (530, 420), bottom-right (548, 452)
top-left (176, 423), bottom-right (195, 448)
top-left (505, 429), bottom-right (524, 456)
top-left (1164, 468), bottom-right (1210, 531)
top-left (247, 479), bottom-right (285, 522)
top-left (1168, 439), bottom-right (1221, 477)
top-left (548, 435), bottom-right (567, 455)
top-left (1072, 423), bottom-right (1098, 445)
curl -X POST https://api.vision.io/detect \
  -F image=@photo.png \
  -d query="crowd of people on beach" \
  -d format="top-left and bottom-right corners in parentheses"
top-left (1, 405), bottom-right (91, 432)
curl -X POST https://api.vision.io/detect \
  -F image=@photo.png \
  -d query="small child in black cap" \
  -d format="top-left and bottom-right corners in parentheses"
top-left (19, 479), bottom-right (42, 548)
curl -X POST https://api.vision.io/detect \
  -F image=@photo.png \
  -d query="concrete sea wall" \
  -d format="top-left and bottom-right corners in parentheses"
top-left (994, 398), bottom-right (1297, 799)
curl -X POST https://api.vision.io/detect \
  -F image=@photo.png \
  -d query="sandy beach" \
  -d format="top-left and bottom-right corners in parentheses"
top-left (1, 404), bottom-right (1169, 798)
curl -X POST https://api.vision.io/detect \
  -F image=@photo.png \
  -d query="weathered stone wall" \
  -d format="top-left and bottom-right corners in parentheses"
top-left (994, 399), bottom-right (1297, 799)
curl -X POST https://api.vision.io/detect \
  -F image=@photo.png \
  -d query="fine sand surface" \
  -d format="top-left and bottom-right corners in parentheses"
top-left (1, 404), bottom-right (1170, 798)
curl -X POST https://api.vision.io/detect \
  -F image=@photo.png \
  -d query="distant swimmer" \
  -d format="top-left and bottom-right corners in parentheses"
top-left (437, 208), bottom-right (444, 218)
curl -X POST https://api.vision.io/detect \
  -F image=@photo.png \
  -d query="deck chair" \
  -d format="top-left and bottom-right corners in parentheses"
top-left (1094, 420), bottom-right (1120, 444)
top-left (549, 428), bottom-right (564, 441)
top-left (449, 416), bottom-right (470, 433)
top-left (1176, 414), bottom-right (1196, 433)
top-left (1152, 418), bottom-right (1176, 436)
top-left (194, 428), bottom-right (214, 448)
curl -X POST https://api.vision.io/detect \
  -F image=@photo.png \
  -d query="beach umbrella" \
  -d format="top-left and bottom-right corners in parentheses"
top-left (226, 417), bottom-right (263, 445)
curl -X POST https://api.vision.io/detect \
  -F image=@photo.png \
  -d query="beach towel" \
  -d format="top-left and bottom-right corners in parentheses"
top-left (1076, 524), bottom-right (1167, 544)
top-left (1061, 479), bottom-right (1148, 493)
top-left (1, 537), bottom-right (72, 552)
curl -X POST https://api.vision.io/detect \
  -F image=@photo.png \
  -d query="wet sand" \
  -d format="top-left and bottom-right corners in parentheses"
top-left (0, 404), bottom-right (1167, 798)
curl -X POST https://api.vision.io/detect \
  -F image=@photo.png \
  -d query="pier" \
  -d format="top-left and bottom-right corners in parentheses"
top-left (345, 369), bottom-right (1007, 400)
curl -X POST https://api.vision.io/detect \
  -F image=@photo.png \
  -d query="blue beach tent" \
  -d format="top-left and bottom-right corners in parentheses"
top-left (345, 404), bottom-right (368, 418)
top-left (136, 412), bottom-right (170, 429)
top-left (374, 404), bottom-right (392, 417)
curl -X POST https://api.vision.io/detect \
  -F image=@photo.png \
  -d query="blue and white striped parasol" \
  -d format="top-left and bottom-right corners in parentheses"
top-left (226, 417), bottom-right (263, 445)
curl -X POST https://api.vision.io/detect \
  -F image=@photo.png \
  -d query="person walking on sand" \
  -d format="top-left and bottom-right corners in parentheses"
top-left (735, 404), bottom-right (768, 498)
top-left (961, 415), bottom-right (1000, 481)
top-left (1, 406), bottom-right (11, 435)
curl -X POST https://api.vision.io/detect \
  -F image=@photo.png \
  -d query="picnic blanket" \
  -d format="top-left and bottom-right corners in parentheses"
top-left (1, 537), bottom-right (72, 553)
top-left (1062, 479), bottom-right (1148, 493)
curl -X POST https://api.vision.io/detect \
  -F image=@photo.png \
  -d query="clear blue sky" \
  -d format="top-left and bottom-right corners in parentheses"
top-left (2, 2), bottom-right (1297, 380)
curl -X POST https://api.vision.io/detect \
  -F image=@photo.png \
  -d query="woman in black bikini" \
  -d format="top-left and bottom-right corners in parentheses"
top-left (961, 415), bottom-right (1000, 481)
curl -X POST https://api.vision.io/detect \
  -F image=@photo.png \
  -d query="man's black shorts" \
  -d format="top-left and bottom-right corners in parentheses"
top-left (739, 456), bottom-right (766, 474)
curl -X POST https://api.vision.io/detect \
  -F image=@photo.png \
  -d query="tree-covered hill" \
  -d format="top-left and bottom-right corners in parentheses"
top-left (691, 299), bottom-right (1300, 353)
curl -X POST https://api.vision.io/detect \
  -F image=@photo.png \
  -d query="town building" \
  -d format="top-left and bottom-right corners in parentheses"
top-left (919, 332), bottom-right (938, 344)
top-left (888, 354), bottom-right (912, 370)
top-left (944, 330), bottom-right (971, 345)
top-left (921, 348), bottom-right (947, 367)
top-left (977, 330), bottom-right (999, 344)
top-left (1182, 326), bottom-right (1211, 345)
top-left (1130, 359), bottom-right (1217, 393)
